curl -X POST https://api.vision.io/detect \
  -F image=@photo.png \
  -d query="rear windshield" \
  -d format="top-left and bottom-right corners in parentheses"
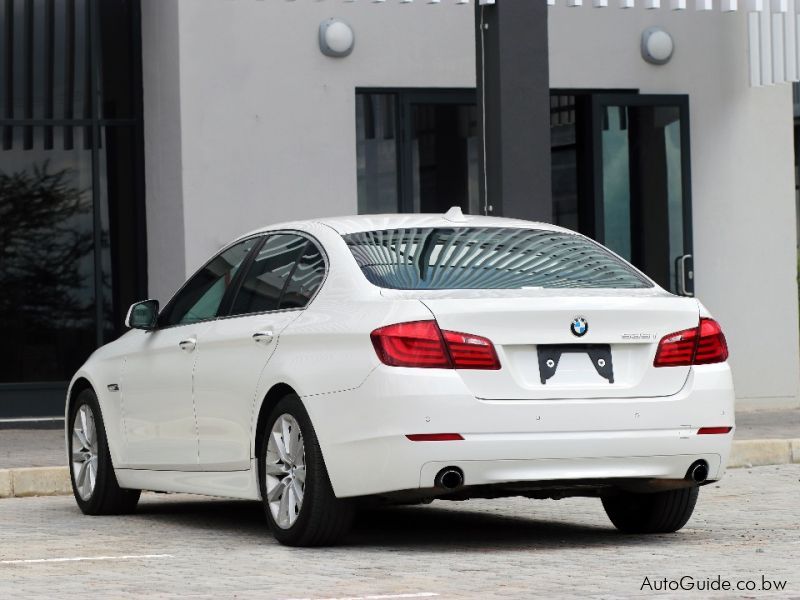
top-left (342, 227), bottom-right (652, 290)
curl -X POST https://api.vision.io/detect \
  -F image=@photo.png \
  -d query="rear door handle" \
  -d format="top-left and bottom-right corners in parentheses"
top-left (179, 338), bottom-right (197, 352)
top-left (252, 330), bottom-right (274, 345)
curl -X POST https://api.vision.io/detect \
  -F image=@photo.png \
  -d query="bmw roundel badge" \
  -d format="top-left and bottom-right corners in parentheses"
top-left (570, 316), bottom-right (588, 337)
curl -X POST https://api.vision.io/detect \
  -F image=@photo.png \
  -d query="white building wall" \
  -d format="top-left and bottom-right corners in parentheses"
top-left (141, 0), bottom-right (798, 410)
top-left (141, 0), bottom-right (186, 304)
top-left (548, 5), bottom-right (799, 408)
top-left (175, 1), bottom-right (474, 277)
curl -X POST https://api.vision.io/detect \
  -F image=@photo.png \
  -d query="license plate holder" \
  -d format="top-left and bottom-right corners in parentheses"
top-left (537, 344), bottom-right (614, 384)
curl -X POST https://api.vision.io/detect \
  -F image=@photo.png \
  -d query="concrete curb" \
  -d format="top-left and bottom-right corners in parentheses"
top-left (727, 438), bottom-right (800, 468)
top-left (1, 439), bottom-right (799, 499)
top-left (0, 467), bottom-right (71, 499)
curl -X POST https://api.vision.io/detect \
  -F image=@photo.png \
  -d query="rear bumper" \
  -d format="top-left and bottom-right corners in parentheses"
top-left (302, 363), bottom-right (735, 498)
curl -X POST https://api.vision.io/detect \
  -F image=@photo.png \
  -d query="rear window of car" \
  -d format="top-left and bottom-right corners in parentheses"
top-left (342, 227), bottom-right (652, 290)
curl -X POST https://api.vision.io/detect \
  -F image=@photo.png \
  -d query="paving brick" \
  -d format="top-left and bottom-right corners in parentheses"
top-left (0, 469), bottom-right (11, 498)
top-left (0, 465), bottom-right (797, 599)
top-left (792, 439), bottom-right (800, 463)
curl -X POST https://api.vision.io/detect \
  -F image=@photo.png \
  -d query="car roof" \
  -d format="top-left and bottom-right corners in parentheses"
top-left (237, 209), bottom-right (573, 239)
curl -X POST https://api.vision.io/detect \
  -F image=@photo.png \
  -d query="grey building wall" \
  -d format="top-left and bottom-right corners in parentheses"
top-left (140, 0), bottom-right (799, 410)
top-left (141, 0), bottom-right (186, 303)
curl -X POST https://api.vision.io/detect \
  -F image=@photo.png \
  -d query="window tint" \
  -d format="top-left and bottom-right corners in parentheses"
top-left (229, 234), bottom-right (309, 316)
top-left (280, 242), bottom-right (326, 309)
top-left (342, 227), bottom-right (652, 290)
top-left (159, 238), bottom-right (257, 327)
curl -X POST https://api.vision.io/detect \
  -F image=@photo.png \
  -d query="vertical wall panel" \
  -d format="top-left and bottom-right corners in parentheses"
top-left (43, 0), bottom-right (53, 148)
top-left (772, 12), bottom-right (786, 82)
top-left (796, 3), bottom-right (800, 78)
top-left (63, 0), bottom-right (74, 148)
top-left (2, 0), bottom-right (13, 149)
top-left (761, 8), bottom-right (774, 84)
top-left (82, 0), bottom-right (91, 149)
top-left (749, 12), bottom-right (762, 86)
top-left (22, 0), bottom-right (32, 148)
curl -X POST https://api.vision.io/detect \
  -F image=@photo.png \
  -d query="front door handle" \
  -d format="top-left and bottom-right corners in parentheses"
top-left (179, 338), bottom-right (197, 352)
top-left (252, 330), bottom-right (274, 345)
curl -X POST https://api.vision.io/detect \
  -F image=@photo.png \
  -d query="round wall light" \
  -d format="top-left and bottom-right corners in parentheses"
top-left (641, 27), bottom-right (674, 65)
top-left (319, 19), bottom-right (355, 58)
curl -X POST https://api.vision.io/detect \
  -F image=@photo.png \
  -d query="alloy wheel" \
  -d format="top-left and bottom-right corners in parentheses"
top-left (71, 404), bottom-right (99, 501)
top-left (265, 413), bottom-right (306, 529)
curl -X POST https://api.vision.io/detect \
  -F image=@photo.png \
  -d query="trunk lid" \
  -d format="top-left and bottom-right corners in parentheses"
top-left (394, 289), bottom-right (699, 400)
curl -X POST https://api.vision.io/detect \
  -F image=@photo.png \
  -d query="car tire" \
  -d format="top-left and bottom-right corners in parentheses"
top-left (601, 486), bottom-right (699, 534)
top-left (259, 394), bottom-right (354, 546)
top-left (69, 388), bottom-right (141, 515)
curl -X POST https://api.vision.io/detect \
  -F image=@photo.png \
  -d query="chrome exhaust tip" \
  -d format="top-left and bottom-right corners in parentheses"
top-left (434, 467), bottom-right (464, 490)
top-left (687, 460), bottom-right (709, 483)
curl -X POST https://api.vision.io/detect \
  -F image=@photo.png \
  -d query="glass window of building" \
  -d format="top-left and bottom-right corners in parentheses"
top-left (0, 0), bottom-right (146, 416)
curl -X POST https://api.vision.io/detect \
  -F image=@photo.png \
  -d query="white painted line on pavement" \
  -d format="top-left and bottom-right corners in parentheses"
top-left (283, 594), bottom-right (439, 600)
top-left (0, 417), bottom-right (64, 423)
top-left (0, 553), bottom-right (174, 565)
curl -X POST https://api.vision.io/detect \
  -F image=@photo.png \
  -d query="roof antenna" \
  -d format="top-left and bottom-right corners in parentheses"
top-left (443, 206), bottom-right (468, 223)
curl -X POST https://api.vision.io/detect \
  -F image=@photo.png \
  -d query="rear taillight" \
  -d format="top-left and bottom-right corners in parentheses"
top-left (441, 330), bottom-right (500, 369)
top-left (653, 317), bottom-right (728, 367)
top-left (371, 320), bottom-right (501, 370)
top-left (693, 318), bottom-right (729, 365)
top-left (370, 321), bottom-right (451, 368)
top-left (653, 326), bottom-right (698, 367)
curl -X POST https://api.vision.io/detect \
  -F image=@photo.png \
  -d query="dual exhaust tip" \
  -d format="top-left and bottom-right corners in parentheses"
top-left (434, 466), bottom-right (464, 490)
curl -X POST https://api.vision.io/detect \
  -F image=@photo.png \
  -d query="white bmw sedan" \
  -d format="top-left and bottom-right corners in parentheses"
top-left (66, 210), bottom-right (734, 546)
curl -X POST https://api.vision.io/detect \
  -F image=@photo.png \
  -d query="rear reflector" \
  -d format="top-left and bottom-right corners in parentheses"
top-left (697, 426), bottom-right (733, 435)
top-left (406, 433), bottom-right (464, 442)
top-left (371, 320), bottom-right (500, 370)
top-left (654, 317), bottom-right (729, 367)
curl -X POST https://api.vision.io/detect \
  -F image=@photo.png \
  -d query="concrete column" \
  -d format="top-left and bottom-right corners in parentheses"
top-left (474, 0), bottom-right (552, 221)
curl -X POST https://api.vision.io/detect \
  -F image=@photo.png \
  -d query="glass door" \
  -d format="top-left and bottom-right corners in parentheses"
top-left (398, 91), bottom-right (480, 215)
top-left (590, 95), bottom-right (693, 295)
top-left (355, 89), bottom-right (479, 216)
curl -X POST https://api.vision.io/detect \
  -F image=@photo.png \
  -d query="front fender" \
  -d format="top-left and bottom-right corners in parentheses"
top-left (66, 362), bottom-right (126, 470)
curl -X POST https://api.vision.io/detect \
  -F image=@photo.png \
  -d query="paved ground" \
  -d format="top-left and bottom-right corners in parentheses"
top-left (0, 464), bottom-right (797, 599)
top-left (2, 408), bottom-right (797, 469)
top-left (734, 408), bottom-right (800, 440)
top-left (0, 427), bottom-right (65, 468)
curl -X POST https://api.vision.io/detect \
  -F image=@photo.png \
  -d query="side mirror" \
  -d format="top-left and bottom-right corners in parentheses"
top-left (125, 299), bottom-right (159, 330)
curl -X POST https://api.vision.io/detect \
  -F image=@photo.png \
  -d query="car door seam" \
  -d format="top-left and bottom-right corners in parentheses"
top-left (191, 340), bottom-right (201, 465)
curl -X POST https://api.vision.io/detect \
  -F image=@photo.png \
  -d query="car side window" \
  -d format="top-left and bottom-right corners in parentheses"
top-left (229, 234), bottom-right (309, 316)
top-left (159, 238), bottom-right (258, 327)
top-left (279, 241), bottom-right (326, 309)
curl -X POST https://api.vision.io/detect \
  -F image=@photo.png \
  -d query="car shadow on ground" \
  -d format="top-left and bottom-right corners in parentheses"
top-left (349, 504), bottom-right (620, 550)
top-left (131, 496), bottom-right (672, 551)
